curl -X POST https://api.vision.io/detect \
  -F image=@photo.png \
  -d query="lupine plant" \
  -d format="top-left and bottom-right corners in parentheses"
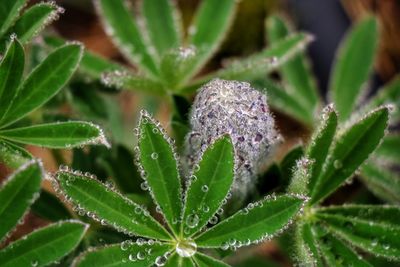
top-left (261, 15), bottom-right (400, 204)
top-left (0, 160), bottom-right (88, 267)
top-left (53, 110), bottom-right (307, 266)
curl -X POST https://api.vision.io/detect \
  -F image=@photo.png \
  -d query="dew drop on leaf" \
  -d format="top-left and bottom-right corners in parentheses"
top-left (333, 160), bottom-right (343, 169)
top-left (155, 255), bottom-right (168, 266)
top-left (151, 152), bottom-right (158, 160)
top-left (175, 240), bottom-right (197, 257)
top-left (186, 214), bottom-right (199, 228)
top-left (31, 260), bottom-right (38, 267)
top-left (201, 185), bottom-right (209, 192)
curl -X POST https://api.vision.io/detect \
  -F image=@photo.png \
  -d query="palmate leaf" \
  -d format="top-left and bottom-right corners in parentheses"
top-left (136, 111), bottom-right (183, 235)
top-left (0, 121), bottom-right (109, 149)
top-left (8, 2), bottom-right (63, 44)
top-left (186, 33), bottom-right (313, 93)
top-left (195, 194), bottom-right (305, 248)
top-left (142, 0), bottom-right (181, 59)
top-left (182, 136), bottom-right (234, 237)
top-left (0, 220), bottom-right (88, 267)
top-left (74, 243), bottom-right (171, 267)
top-left (0, 160), bottom-right (42, 242)
top-left (56, 170), bottom-right (172, 241)
top-left (0, 140), bottom-right (32, 169)
top-left (330, 16), bottom-right (378, 122)
top-left (267, 15), bottom-right (319, 118)
top-left (306, 104), bottom-right (338, 196)
top-left (165, 253), bottom-right (195, 267)
top-left (310, 106), bottom-right (389, 204)
top-left (0, 43), bottom-right (83, 128)
top-left (316, 209), bottom-right (400, 260)
top-left (95, 0), bottom-right (158, 76)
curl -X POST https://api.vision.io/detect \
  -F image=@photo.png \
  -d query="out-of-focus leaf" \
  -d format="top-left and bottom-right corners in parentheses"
top-left (373, 134), bottom-right (400, 163)
top-left (31, 190), bottom-right (71, 221)
top-left (95, 0), bottom-right (158, 75)
top-left (267, 15), bottom-right (319, 117)
top-left (142, 0), bottom-right (181, 58)
top-left (0, 160), bottom-right (42, 242)
top-left (0, 0), bottom-right (26, 36)
top-left (102, 71), bottom-right (165, 94)
top-left (330, 16), bottom-right (378, 122)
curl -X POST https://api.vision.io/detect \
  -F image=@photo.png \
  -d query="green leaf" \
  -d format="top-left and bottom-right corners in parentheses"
top-left (185, 0), bottom-right (236, 80)
top-left (102, 71), bottom-right (165, 94)
top-left (31, 190), bottom-right (71, 221)
top-left (195, 194), bottom-right (305, 248)
top-left (311, 106), bottom-right (389, 204)
top-left (316, 226), bottom-right (372, 267)
top-left (316, 204), bottom-right (400, 225)
top-left (8, 3), bottom-right (62, 44)
top-left (0, 44), bottom-right (83, 128)
top-left (56, 170), bottom-right (172, 241)
top-left (307, 105), bottom-right (338, 196)
top-left (287, 157), bottom-right (313, 195)
top-left (266, 15), bottom-right (319, 116)
top-left (0, 0), bottom-right (26, 36)
top-left (95, 0), bottom-right (158, 75)
top-left (360, 163), bottom-right (400, 204)
top-left (194, 252), bottom-right (230, 267)
top-left (0, 220), bottom-right (88, 267)
top-left (0, 38), bottom-right (24, 123)
top-left (366, 76), bottom-right (400, 123)
top-left (137, 111), bottom-right (182, 235)
top-left (294, 223), bottom-right (323, 267)
top-left (74, 243), bottom-right (171, 267)
top-left (316, 212), bottom-right (400, 260)
top-left (43, 35), bottom-right (125, 80)
top-left (182, 136), bottom-right (234, 237)
top-left (165, 253), bottom-right (196, 267)
top-left (0, 160), bottom-right (42, 242)
top-left (373, 134), bottom-right (400, 163)
top-left (0, 140), bottom-right (32, 169)
top-left (330, 16), bottom-right (378, 121)
top-left (142, 0), bottom-right (181, 58)
top-left (0, 121), bottom-right (109, 149)
top-left (253, 79), bottom-right (314, 126)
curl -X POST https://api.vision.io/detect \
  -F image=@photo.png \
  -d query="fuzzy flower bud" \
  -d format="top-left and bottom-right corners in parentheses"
top-left (187, 79), bottom-right (280, 199)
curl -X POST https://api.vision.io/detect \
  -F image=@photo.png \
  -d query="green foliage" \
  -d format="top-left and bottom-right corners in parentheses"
top-left (0, 160), bottom-right (87, 266)
top-left (55, 111), bottom-right (306, 266)
top-left (0, 38), bottom-right (109, 169)
top-left (287, 105), bottom-right (398, 265)
top-left (94, 0), bottom-right (309, 95)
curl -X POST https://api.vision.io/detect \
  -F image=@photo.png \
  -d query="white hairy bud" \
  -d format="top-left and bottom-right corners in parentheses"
top-left (187, 79), bottom-right (281, 199)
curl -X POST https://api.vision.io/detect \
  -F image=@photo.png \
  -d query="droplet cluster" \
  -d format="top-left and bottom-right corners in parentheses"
top-left (187, 79), bottom-right (280, 198)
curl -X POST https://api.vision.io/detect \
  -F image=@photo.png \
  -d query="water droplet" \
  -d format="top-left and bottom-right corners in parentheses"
top-left (137, 251), bottom-right (146, 260)
top-left (202, 205), bottom-right (210, 213)
top-left (186, 214), bottom-right (199, 228)
top-left (140, 181), bottom-right (149, 191)
top-left (209, 216), bottom-right (218, 225)
top-left (31, 260), bottom-right (38, 267)
top-left (155, 255), bottom-right (168, 266)
top-left (128, 254), bottom-right (136, 262)
top-left (201, 185), bottom-right (209, 192)
top-left (176, 240), bottom-right (197, 257)
top-left (334, 160), bottom-right (342, 169)
top-left (371, 239), bottom-right (378, 247)
top-left (151, 152), bottom-right (158, 160)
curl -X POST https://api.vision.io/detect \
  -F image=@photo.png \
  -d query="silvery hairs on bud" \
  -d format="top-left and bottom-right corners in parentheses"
top-left (186, 78), bottom-right (281, 200)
